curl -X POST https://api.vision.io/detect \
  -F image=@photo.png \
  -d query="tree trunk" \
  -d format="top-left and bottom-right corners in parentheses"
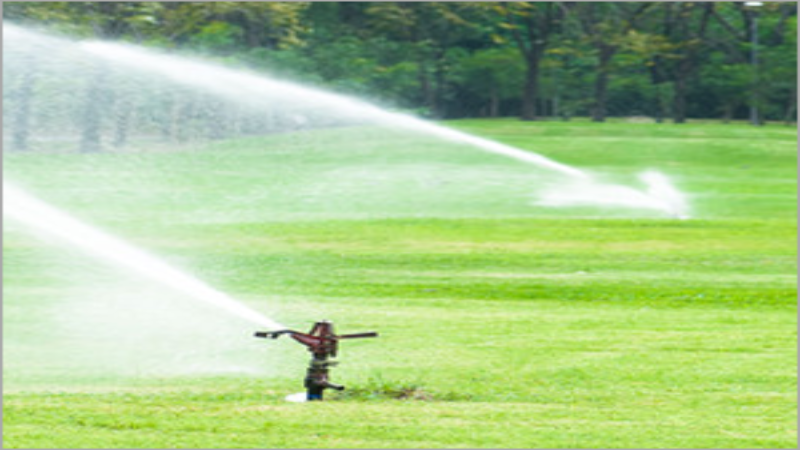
top-left (592, 46), bottom-right (615, 122)
top-left (168, 95), bottom-right (187, 143)
top-left (157, 91), bottom-right (174, 141)
top-left (105, 74), bottom-right (131, 149)
top-left (722, 103), bottom-right (733, 124)
top-left (417, 61), bottom-right (435, 117)
top-left (489, 86), bottom-right (499, 118)
top-left (114, 100), bottom-right (131, 148)
top-left (11, 66), bottom-right (35, 151)
top-left (206, 99), bottom-right (228, 140)
top-left (432, 50), bottom-right (447, 119)
top-left (79, 69), bottom-right (105, 153)
top-left (784, 86), bottom-right (797, 125)
top-left (669, 3), bottom-right (712, 125)
top-left (672, 76), bottom-right (687, 124)
top-left (176, 96), bottom-right (196, 143)
top-left (654, 83), bottom-right (667, 124)
top-left (552, 93), bottom-right (560, 120)
top-left (521, 55), bottom-right (540, 121)
top-left (672, 59), bottom-right (691, 124)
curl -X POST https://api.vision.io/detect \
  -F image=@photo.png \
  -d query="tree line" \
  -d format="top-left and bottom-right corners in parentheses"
top-left (5, 1), bottom-right (797, 124)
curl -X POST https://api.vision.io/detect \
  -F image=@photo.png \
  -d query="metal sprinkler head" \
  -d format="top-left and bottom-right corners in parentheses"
top-left (255, 320), bottom-right (378, 401)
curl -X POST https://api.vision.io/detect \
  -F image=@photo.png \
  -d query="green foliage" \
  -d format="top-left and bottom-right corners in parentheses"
top-left (188, 22), bottom-right (244, 53)
top-left (3, 2), bottom-right (308, 48)
top-left (453, 47), bottom-right (524, 98)
top-left (3, 2), bottom-right (797, 121)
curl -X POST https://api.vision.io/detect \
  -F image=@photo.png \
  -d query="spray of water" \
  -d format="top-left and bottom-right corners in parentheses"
top-left (4, 24), bottom-right (689, 217)
top-left (640, 171), bottom-right (690, 219)
top-left (75, 37), bottom-right (688, 217)
top-left (3, 181), bottom-right (283, 329)
top-left (537, 170), bottom-right (690, 218)
top-left (79, 40), bottom-right (586, 180)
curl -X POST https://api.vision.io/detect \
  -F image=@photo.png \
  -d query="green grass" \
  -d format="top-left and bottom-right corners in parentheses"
top-left (3, 119), bottom-right (797, 448)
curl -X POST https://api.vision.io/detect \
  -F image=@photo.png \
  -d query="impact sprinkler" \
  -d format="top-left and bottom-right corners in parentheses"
top-left (255, 320), bottom-right (378, 401)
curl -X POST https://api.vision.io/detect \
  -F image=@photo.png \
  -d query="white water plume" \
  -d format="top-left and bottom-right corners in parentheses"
top-left (537, 170), bottom-right (690, 218)
top-left (73, 35), bottom-right (686, 217)
top-left (640, 171), bottom-right (690, 219)
top-left (3, 181), bottom-right (283, 329)
top-left (79, 39), bottom-right (587, 180)
top-left (4, 23), bottom-right (690, 217)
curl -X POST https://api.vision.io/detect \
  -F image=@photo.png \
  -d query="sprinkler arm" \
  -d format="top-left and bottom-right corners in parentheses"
top-left (254, 321), bottom-right (377, 357)
top-left (338, 332), bottom-right (380, 339)
top-left (254, 330), bottom-right (299, 339)
top-left (255, 330), bottom-right (379, 340)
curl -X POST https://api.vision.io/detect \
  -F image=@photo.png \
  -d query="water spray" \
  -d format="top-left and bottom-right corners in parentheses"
top-left (4, 182), bottom-right (282, 329)
top-left (6, 24), bottom-right (691, 218)
top-left (255, 320), bottom-right (378, 401)
top-left (67, 28), bottom-right (689, 218)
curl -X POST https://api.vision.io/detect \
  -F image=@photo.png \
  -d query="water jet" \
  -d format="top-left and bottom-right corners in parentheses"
top-left (4, 23), bottom-right (690, 218)
top-left (4, 181), bottom-right (282, 330)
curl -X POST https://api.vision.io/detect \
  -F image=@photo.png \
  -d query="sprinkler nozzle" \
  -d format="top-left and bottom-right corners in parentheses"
top-left (255, 320), bottom-right (378, 401)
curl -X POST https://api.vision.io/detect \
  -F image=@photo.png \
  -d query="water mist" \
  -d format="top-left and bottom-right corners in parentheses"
top-left (3, 24), bottom-right (691, 385)
top-left (4, 181), bottom-right (282, 329)
top-left (4, 182), bottom-right (289, 383)
top-left (74, 35), bottom-right (688, 217)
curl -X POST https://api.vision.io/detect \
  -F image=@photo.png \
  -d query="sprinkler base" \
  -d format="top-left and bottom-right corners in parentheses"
top-left (285, 392), bottom-right (308, 403)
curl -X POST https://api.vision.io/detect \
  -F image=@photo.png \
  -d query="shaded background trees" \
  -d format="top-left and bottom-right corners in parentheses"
top-left (4, 1), bottom-right (796, 124)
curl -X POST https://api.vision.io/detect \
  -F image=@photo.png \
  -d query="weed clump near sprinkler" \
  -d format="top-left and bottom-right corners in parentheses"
top-left (255, 320), bottom-right (378, 401)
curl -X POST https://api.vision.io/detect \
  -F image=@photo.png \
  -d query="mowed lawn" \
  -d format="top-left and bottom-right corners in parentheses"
top-left (3, 120), bottom-right (797, 448)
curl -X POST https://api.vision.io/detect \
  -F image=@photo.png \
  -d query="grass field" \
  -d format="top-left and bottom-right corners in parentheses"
top-left (3, 119), bottom-right (797, 448)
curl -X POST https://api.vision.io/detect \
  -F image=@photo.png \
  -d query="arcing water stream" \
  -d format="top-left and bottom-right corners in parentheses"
top-left (77, 37), bottom-right (688, 218)
top-left (4, 23), bottom-right (689, 218)
top-left (4, 181), bottom-right (283, 330)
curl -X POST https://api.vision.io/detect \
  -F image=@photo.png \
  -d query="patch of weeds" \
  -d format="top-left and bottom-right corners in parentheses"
top-left (332, 374), bottom-right (472, 402)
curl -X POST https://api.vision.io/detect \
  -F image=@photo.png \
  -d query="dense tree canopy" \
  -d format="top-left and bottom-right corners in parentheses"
top-left (5, 1), bottom-right (797, 123)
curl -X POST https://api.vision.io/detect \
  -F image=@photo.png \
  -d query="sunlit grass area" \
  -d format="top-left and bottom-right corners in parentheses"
top-left (3, 120), bottom-right (796, 448)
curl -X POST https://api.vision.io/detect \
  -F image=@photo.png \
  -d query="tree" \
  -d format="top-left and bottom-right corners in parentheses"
top-left (630, 2), bottom-right (714, 123)
top-left (364, 2), bottom-right (485, 118)
top-left (561, 2), bottom-right (655, 121)
top-left (489, 2), bottom-right (565, 121)
top-left (668, 2), bottom-right (713, 123)
top-left (6, 60), bottom-right (36, 151)
top-left (4, 1), bottom-right (796, 124)
top-left (452, 47), bottom-right (524, 117)
top-left (78, 66), bottom-right (106, 153)
top-left (146, 2), bottom-right (307, 50)
top-left (708, 2), bottom-right (797, 123)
